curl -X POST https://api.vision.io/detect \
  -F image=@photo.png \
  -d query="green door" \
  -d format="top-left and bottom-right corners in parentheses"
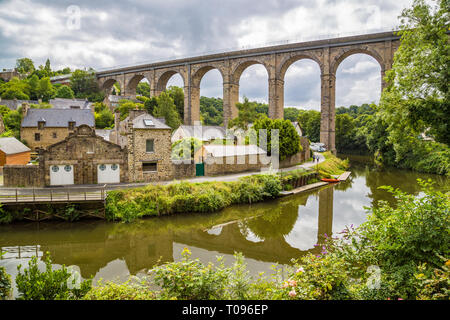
top-left (196, 163), bottom-right (205, 176)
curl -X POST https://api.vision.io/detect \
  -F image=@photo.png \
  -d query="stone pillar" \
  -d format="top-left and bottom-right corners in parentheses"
top-left (223, 79), bottom-right (239, 128)
top-left (320, 73), bottom-right (336, 154)
top-left (268, 78), bottom-right (284, 119)
top-left (188, 85), bottom-right (200, 124)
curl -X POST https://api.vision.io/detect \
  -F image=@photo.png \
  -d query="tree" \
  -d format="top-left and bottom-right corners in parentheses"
top-left (70, 69), bottom-right (104, 102)
top-left (0, 77), bottom-right (30, 100)
top-left (144, 96), bottom-right (158, 116)
top-left (335, 114), bottom-right (356, 152)
top-left (15, 58), bottom-right (35, 79)
top-left (228, 97), bottom-right (264, 130)
top-left (381, 0), bottom-right (449, 145)
top-left (165, 86), bottom-right (184, 121)
top-left (251, 116), bottom-right (301, 161)
top-left (136, 82), bottom-right (150, 97)
top-left (297, 110), bottom-right (321, 142)
top-left (95, 108), bottom-right (115, 129)
top-left (55, 85), bottom-right (75, 99)
top-left (117, 99), bottom-right (143, 121)
top-left (154, 92), bottom-right (181, 130)
top-left (38, 77), bottom-right (56, 102)
top-left (284, 107), bottom-right (301, 122)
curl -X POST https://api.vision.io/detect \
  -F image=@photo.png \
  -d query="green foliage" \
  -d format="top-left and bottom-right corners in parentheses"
top-left (95, 108), bottom-right (114, 129)
top-left (70, 69), bottom-right (104, 102)
top-left (144, 96), bottom-right (158, 116)
top-left (250, 116), bottom-right (302, 161)
top-left (283, 107), bottom-right (301, 122)
top-left (0, 253), bottom-right (11, 300)
top-left (297, 109), bottom-right (320, 142)
top-left (165, 86), bottom-right (184, 121)
top-left (227, 97), bottom-right (267, 130)
top-left (83, 279), bottom-right (156, 300)
top-left (0, 77), bottom-right (30, 100)
top-left (55, 85), bottom-right (75, 99)
top-left (171, 137), bottom-right (202, 160)
top-left (154, 91), bottom-right (181, 129)
top-left (105, 174), bottom-right (282, 222)
top-left (16, 254), bottom-right (92, 300)
top-left (15, 58), bottom-right (35, 79)
top-left (316, 151), bottom-right (349, 178)
top-left (117, 99), bottom-right (144, 121)
top-left (200, 96), bottom-right (223, 126)
top-left (136, 81), bottom-right (150, 97)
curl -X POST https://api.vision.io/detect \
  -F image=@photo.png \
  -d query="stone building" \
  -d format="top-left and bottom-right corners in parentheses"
top-left (20, 105), bottom-right (95, 150)
top-left (38, 125), bottom-right (128, 185)
top-left (126, 113), bottom-right (174, 182)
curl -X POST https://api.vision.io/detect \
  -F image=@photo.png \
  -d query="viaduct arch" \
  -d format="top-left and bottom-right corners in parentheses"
top-left (90, 31), bottom-right (400, 153)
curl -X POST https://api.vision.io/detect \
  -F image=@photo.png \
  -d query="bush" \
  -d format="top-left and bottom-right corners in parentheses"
top-left (0, 262), bottom-right (11, 300)
top-left (83, 279), bottom-right (156, 300)
top-left (15, 254), bottom-right (92, 300)
top-left (151, 248), bottom-right (229, 300)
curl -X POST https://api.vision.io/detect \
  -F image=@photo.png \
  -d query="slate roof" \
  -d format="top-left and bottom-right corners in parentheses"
top-left (0, 100), bottom-right (39, 111)
top-left (21, 109), bottom-right (95, 128)
top-left (49, 98), bottom-right (92, 110)
top-left (0, 137), bottom-right (31, 155)
top-left (203, 144), bottom-right (266, 158)
top-left (131, 113), bottom-right (171, 129)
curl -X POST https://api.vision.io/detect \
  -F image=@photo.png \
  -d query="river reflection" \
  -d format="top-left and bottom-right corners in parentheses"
top-left (1, 158), bottom-right (449, 297)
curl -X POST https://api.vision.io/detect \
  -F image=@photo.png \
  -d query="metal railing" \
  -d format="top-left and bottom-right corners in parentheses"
top-left (0, 185), bottom-right (107, 204)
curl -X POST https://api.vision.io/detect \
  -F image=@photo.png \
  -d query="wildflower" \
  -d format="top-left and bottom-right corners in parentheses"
top-left (288, 279), bottom-right (297, 287)
top-left (288, 289), bottom-right (297, 297)
top-left (296, 267), bottom-right (304, 274)
top-left (445, 260), bottom-right (450, 267)
top-left (282, 282), bottom-right (289, 288)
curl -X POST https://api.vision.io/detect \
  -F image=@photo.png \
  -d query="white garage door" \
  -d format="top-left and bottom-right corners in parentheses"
top-left (50, 165), bottom-right (74, 186)
top-left (97, 164), bottom-right (120, 184)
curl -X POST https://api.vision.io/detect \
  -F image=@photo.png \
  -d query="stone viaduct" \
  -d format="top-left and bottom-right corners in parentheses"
top-left (85, 32), bottom-right (401, 152)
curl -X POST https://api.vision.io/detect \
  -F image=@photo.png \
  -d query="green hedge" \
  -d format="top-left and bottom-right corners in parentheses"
top-left (105, 174), bottom-right (282, 222)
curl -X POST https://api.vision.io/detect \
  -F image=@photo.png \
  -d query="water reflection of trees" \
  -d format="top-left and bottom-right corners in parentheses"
top-left (0, 187), bottom-right (338, 280)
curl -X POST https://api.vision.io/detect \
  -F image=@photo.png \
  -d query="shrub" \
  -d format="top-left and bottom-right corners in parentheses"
top-left (15, 254), bottom-right (92, 300)
top-left (83, 279), bottom-right (156, 300)
top-left (151, 248), bottom-right (229, 300)
top-left (0, 257), bottom-right (11, 300)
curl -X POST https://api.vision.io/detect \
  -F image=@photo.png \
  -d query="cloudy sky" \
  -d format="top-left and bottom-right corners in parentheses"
top-left (0, 0), bottom-right (413, 109)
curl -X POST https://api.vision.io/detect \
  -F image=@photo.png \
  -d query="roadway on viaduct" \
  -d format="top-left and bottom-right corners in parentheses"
top-left (59, 31), bottom-right (402, 153)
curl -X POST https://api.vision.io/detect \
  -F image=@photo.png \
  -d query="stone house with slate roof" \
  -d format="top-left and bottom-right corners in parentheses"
top-left (20, 106), bottom-right (95, 150)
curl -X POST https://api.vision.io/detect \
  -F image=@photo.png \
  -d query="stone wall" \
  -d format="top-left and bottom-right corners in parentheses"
top-left (279, 137), bottom-right (311, 168)
top-left (204, 154), bottom-right (268, 176)
top-left (21, 127), bottom-right (73, 151)
top-left (171, 160), bottom-right (195, 179)
top-left (3, 165), bottom-right (44, 187)
top-left (127, 128), bottom-right (173, 182)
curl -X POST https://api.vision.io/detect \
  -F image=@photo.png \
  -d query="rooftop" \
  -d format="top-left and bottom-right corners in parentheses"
top-left (22, 108), bottom-right (95, 128)
top-left (0, 137), bottom-right (31, 155)
top-left (203, 144), bottom-right (266, 157)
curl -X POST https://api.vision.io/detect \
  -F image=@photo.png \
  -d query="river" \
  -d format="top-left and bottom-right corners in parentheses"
top-left (1, 156), bottom-right (449, 297)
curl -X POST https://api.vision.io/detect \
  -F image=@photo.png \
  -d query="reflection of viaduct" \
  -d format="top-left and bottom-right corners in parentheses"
top-left (0, 187), bottom-right (334, 278)
top-left (95, 32), bottom-right (400, 152)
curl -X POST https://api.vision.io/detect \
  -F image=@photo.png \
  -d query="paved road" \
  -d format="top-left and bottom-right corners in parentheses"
top-left (0, 153), bottom-right (324, 196)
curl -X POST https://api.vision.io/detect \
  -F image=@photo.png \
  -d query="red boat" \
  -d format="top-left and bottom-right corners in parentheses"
top-left (321, 178), bottom-right (340, 183)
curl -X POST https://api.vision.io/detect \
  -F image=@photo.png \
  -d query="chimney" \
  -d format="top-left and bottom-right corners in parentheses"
top-left (21, 102), bottom-right (30, 118)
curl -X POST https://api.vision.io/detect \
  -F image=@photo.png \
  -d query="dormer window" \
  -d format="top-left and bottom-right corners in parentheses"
top-left (68, 121), bottom-right (75, 130)
top-left (37, 120), bottom-right (45, 130)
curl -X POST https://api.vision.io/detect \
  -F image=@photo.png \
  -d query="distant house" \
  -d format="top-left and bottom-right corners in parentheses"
top-left (171, 125), bottom-right (235, 144)
top-left (291, 121), bottom-right (303, 137)
top-left (194, 144), bottom-right (267, 175)
top-left (0, 99), bottom-right (39, 111)
top-left (49, 98), bottom-right (93, 113)
top-left (0, 137), bottom-right (31, 166)
top-left (20, 106), bottom-right (95, 150)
